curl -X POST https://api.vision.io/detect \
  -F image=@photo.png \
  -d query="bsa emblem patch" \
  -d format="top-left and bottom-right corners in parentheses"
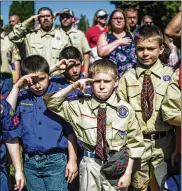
top-left (163, 75), bottom-right (171, 81)
top-left (117, 106), bottom-right (129, 118)
top-left (56, 37), bottom-right (60, 40)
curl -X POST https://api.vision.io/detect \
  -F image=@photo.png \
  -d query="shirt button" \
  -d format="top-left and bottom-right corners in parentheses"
top-left (38, 106), bottom-right (42, 109)
top-left (23, 109), bottom-right (26, 112)
top-left (38, 121), bottom-right (42, 125)
top-left (39, 136), bottom-right (42, 140)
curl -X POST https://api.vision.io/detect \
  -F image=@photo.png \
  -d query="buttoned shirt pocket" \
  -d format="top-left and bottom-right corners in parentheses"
top-left (19, 105), bottom-right (34, 125)
top-left (155, 84), bottom-right (168, 111)
top-left (111, 121), bottom-right (127, 147)
top-left (127, 87), bottom-right (142, 111)
top-left (30, 43), bottom-right (43, 55)
top-left (80, 118), bottom-right (97, 146)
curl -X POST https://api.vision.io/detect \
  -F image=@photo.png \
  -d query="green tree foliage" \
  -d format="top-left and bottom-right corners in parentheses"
top-left (77, 14), bottom-right (89, 32)
top-left (110, 1), bottom-right (180, 31)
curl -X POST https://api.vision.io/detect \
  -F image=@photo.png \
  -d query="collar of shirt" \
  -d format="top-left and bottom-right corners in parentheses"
top-left (91, 92), bottom-right (118, 110)
top-left (136, 59), bottom-right (163, 79)
top-left (60, 26), bottom-right (77, 35)
top-left (40, 28), bottom-right (56, 38)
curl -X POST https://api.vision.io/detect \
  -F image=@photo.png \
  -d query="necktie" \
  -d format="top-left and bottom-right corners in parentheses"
top-left (141, 70), bottom-right (154, 122)
top-left (95, 103), bottom-right (110, 161)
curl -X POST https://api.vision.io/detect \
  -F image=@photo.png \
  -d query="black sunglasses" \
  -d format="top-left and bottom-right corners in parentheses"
top-left (98, 15), bottom-right (108, 20)
top-left (60, 14), bottom-right (72, 20)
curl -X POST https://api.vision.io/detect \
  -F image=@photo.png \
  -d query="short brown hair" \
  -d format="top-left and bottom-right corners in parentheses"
top-left (89, 59), bottom-right (118, 79)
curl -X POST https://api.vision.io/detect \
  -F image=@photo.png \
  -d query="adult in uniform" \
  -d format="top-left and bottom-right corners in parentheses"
top-left (117, 25), bottom-right (176, 191)
top-left (58, 8), bottom-right (91, 78)
top-left (44, 59), bottom-right (144, 191)
top-left (8, 7), bottom-right (69, 76)
top-left (1, 16), bottom-right (21, 98)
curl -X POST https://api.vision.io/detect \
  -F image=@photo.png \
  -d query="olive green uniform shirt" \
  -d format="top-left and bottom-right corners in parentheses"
top-left (44, 92), bottom-right (145, 158)
top-left (1, 32), bottom-right (20, 74)
top-left (162, 69), bottom-right (181, 121)
top-left (117, 59), bottom-right (175, 133)
top-left (8, 20), bottom-right (70, 75)
top-left (60, 27), bottom-right (91, 57)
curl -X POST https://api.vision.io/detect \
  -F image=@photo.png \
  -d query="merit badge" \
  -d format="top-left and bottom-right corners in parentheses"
top-left (163, 75), bottom-right (171, 81)
top-left (117, 106), bottom-right (129, 118)
top-left (0, 104), bottom-right (4, 115)
top-left (56, 37), bottom-right (60, 40)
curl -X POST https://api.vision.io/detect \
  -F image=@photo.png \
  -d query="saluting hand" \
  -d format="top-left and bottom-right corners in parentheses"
top-left (27, 14), bottom-right (41, 24)
top-left (72, 78), bottom-right (94, 91)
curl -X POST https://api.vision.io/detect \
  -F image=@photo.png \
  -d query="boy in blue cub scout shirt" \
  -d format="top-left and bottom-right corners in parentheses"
top-left (50, 46), bottom-right (93, 191)
top-left (0, 97), bottom-right (25, 191)
top-left (6, 55), bottom-right (78, 191)
top-left (44, 59), bottom-right (145, 191)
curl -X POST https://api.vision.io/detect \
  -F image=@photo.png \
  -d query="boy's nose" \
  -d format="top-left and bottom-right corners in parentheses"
top-left (100, 81), bottom-right (105, 89)
top-left (143, 49), bottom-right (149, 56)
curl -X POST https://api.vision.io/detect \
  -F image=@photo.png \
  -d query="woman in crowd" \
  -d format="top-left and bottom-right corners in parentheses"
top-left (97, 8), bottom-right (137, 77)
top-left (140, 15), bottom-right (154, 26)
top-left (86, 9), bottom-right (108, 62)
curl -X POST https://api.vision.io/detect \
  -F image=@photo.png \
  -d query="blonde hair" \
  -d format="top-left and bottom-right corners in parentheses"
top-left (89, 59), bottom-right (118, 79)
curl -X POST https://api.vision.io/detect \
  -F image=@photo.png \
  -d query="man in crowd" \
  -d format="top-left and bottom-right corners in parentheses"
top-left (8, 7), bottom-right (69, 76)
top-left (125, 8), bottom-right (138, 34)
top-left (59, 8), bottom-right (91, 78)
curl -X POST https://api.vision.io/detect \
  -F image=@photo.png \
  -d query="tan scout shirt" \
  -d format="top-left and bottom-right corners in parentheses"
top-left (117, 59), bottom-right (175, 133)
top-left (44, 92), bottom-right (145, 158)
top-left (60, 27), bottom-right (91, 56)
top-left (162, 69), bottom-right (181, 121)
top-left (1, 32), bottom-right (20, 74)
top-left (8, 20), bottom-right (69, 75)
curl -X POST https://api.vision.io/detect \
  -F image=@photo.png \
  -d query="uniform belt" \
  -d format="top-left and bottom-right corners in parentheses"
top-left (25, 148), bottom-right (65, 158)
top-left (1, 73), bottom-right (12, 78)
top-left (143, 128), bottom-right (174, 140)
top-left (84, 150), bottom-right (116, 159)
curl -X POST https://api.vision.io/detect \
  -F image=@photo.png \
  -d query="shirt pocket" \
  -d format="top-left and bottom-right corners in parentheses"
top-left (155, 84), bottom-right (168, 111)
top-left (19, 105), bottom-right (34, 124)
top-left (127, 86), bottom-right (142, 111)
top-left (111, 121), bottom-right (127, 147)
top-left (30, 43), bottom-right (43, 55)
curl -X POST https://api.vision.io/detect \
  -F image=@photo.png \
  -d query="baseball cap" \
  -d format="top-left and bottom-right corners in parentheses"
top-left (97, 10), bottom-right (108, 17)
top-left (60, 8), bottom-right (74, 17)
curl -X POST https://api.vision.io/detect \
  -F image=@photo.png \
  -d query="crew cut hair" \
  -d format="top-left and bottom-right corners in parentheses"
top-left (89, 59), bottom-right (118, 79)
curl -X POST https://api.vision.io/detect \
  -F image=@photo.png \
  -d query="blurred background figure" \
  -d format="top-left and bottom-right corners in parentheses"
top-left (97, 8), bottom-right (137, 77)
top-left (1, 16), bottom-right (21, 98)
top-left (9, 14), bottom-right (21, 27)
top-left (86, 9), bottom-right (108, 62)
top-left (141, 15), bottom-right (154, 26)
top-left (125, 7), bottom-right (138, 34)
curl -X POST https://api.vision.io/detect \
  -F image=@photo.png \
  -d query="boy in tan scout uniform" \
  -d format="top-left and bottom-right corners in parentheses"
top-left (44, 59), bottom-right (145, 191)
top-left (117, 25), bottom-right (176, 191)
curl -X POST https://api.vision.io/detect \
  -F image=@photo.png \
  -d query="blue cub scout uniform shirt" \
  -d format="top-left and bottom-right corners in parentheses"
top-left (6, 81), bottom-right (73, 154)
top-left (1, 99), bottom-right (19, 167)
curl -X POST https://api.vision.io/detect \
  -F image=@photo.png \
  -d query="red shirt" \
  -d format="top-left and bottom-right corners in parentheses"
top-left (86, 25), bottom-right (108, 48)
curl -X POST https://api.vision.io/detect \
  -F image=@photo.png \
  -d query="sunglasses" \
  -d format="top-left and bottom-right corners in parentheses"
top-left (60, 14), bottom-right (72, 20)
top-left (98, 15), bottom-right (108, 20)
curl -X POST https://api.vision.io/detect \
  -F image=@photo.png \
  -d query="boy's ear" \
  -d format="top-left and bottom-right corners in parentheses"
top-left (159, 44), bottom-right (165, 55)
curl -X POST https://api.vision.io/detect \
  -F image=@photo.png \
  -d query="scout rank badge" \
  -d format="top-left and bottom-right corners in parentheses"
top-left (117, 106), bottom-right (129, 118)
top-left (163, 75), bottom-right (171, 82)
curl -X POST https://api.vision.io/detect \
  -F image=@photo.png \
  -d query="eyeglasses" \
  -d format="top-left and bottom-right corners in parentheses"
top-left (60, 14), bottom-right (72, 20)
top-left (98, 15), bottom-right (108, 20)
top-left (112, 17), bottom-right (124, 21)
